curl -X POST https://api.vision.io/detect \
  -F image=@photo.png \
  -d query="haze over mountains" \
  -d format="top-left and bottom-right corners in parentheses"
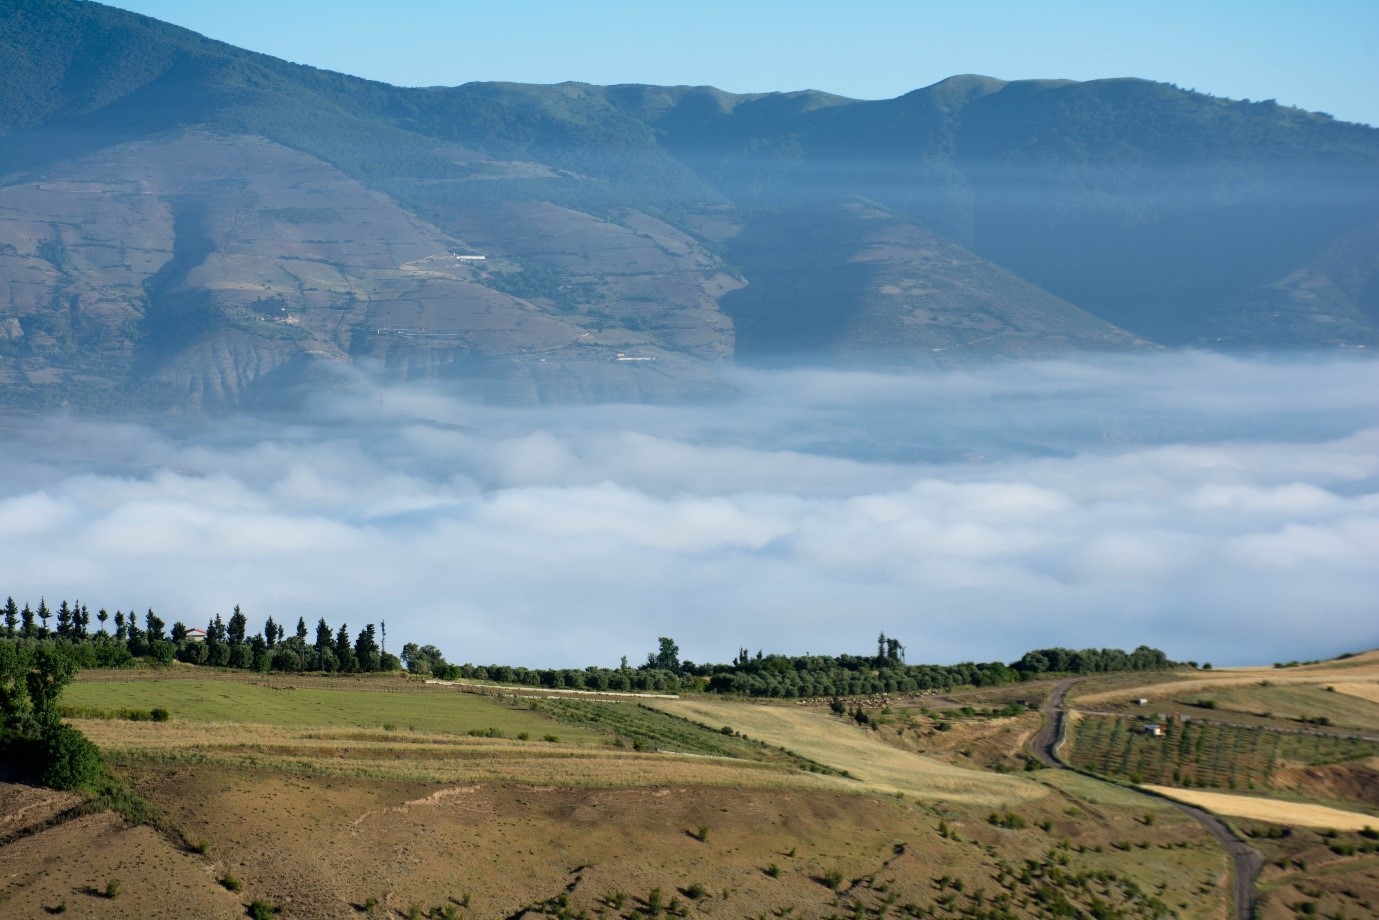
top-left (2, 0), bottom-right (1377, 409)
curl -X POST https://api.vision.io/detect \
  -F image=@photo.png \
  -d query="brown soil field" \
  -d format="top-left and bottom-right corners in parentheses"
top-left (1270, 756), bottom-right (1379, 807)
top-left (0, 783), bottom-right (243, 919)
top-left (109, 761), bottom-right (1224, 920)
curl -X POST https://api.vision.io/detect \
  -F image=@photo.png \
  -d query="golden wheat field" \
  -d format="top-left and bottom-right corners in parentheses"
top-left (1142, 785), bottom-right (1379, 831)
top-left (654, 698), bottom-right (1046, 805)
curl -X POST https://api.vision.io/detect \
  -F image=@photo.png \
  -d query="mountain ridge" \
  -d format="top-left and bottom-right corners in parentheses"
top-left (2, 0), bottom-right (1376, 409)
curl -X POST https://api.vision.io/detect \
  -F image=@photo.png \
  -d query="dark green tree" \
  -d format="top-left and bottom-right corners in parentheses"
top-left (205, 614), bottom-right (229, 667)
top-left (354, 624), bottom-right (381, 673)
top-left (3, 598), bottom-right (17, 636)
top-left (227, 606), bottom-right (247, 647)
top-left (647, 637), bottom-right (680, 672)
top-left (144, 609), bottom-right (165, 643)
top-left (314, 618), bottom-right (334, 671)
top-left (334, 624), bottom-right (356, 673)
top-left (25, 645), bottom-right (76, 732)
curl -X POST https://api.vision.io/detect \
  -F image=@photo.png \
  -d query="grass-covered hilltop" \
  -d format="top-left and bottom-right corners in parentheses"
top-left (2, 595), bottom-right (1377, 919)
top-left (3, 0), bottom-right (1379, 409)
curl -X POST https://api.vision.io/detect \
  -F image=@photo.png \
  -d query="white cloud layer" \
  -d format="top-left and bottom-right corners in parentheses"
top-left (1, 352), bottom-right (1376, 667)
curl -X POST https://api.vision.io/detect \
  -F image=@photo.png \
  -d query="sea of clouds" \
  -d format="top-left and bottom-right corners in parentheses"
top-left (1, 352), bottom-right (1375, 668)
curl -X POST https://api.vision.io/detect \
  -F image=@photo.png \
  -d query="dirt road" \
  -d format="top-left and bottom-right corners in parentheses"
top-left (1033, 678), bottom-right (1263, 920)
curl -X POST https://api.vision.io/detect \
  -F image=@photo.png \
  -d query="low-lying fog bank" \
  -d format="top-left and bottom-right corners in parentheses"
top-left (1, 352), bottom-right (1375, 667)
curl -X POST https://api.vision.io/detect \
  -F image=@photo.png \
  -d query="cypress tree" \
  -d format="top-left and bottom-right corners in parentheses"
top-left (227, 606), bottom-right (247, 647)
top-left (334, 624), bottom-right (356, 673)
top-left (354, 624), bottom-right (380, 673)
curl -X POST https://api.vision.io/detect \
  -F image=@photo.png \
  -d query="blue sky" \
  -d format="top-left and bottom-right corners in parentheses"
top-left (107, 0), bottom-right (1379, 125)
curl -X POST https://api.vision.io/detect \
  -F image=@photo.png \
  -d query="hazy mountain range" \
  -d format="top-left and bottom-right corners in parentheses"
top-left (2, 0), bottom-right (1377, 409)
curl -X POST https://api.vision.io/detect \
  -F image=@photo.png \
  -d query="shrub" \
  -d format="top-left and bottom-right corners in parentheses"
top-left (764, 863), bottom-right (780, 878)
top-left (104, 879), bottom-right (121, 899)
top-left (39, 725), bottom-right (102, 790)
top-left (988, 811), bottom-right (1027, 830)
top-left (219, 874), bottom-right (241, 892)
top-left (150, 707), bottom-right (170, 722)
top-left (684, 882), bottom-right (706, 899)
top-left (820, 869), bottom-right (844, 890)
top-left (248, 900), bottom-right (278, 920)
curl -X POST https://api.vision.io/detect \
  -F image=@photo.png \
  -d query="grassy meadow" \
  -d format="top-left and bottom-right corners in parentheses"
top-left (64, 673), bottom-right (602, 741)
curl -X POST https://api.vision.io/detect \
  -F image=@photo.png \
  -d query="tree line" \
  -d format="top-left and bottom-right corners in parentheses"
top-left (403, 633), bottom-right (1177, 699)
top-left (1, 597), bottom-right (399, 674)
top-left (3, 597), bottom-right (1177, 699)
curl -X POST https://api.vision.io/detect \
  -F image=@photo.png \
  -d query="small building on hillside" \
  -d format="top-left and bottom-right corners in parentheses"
top-left (184, 627), bottom-right (207, 643)
top-left (1141, 723), bottom-right (1164, 737)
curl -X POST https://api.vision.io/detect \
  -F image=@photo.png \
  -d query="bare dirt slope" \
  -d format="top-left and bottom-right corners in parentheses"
top-left (0, 783), bottom-right (242, 919)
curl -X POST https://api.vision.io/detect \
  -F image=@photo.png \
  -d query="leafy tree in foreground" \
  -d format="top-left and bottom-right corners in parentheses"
top-left (0, 639), bottom-right (102, 790)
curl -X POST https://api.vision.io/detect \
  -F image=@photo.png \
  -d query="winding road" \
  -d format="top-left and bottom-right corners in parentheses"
top-left (1032, 679), bottom-right (1263, 920)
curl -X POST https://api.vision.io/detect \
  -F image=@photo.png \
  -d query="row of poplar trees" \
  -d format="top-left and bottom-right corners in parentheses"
top-left (1, 597), bottom-right (399, 674)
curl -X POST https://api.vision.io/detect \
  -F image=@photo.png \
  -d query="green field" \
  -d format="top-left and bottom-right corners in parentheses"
top-left (1067, 714), bottom-right (1379, 791)
top-left (62, 678), bottom-right (601, 742)
top-left (528, 698), bottom-right (837, 772)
